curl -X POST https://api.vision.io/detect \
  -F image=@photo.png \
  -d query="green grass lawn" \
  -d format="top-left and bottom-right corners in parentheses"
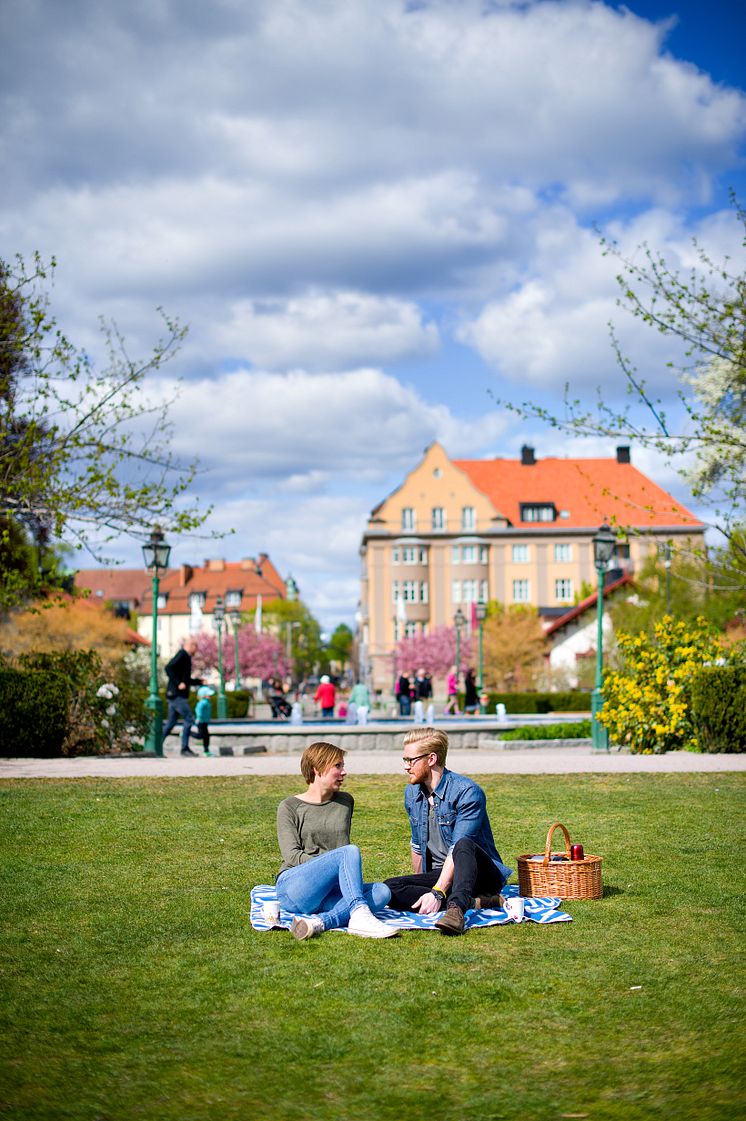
top-left (1, 773), bottom-right (744, 1121)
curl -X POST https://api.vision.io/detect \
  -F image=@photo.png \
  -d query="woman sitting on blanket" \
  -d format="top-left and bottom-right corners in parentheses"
top-left (276, 741), bottom-right (398, 941)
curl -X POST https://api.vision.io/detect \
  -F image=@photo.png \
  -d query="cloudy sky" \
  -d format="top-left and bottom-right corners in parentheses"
top-left (2, 0), bottom-right (745, 629)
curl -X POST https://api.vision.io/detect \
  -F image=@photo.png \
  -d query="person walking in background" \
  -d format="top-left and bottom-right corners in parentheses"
top-left (314, 675), bottom-right (336, 718)
top-left (163, 636), bottom-right (203, 755)
top-left (192, 685), bottom-right (214, 755)
top-left (463, 667), bottom-right (479, 715)
top-left (396, 670), bottom-right (412, 716)
top-left (444, 665), bottom-right (460, 715)
top-left (414, 668), bottom-right (432, 703)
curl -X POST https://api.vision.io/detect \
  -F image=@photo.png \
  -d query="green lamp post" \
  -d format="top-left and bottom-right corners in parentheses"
top-left (475, 602), bottom-right (487, 712)
top-left (213, 595), bottom-right (228, 720)
top-left (454, 607), bottom-right (467, 679)
top-left (591, 522), bottom-right (616, 752)
top-left (142, 525), bottom-right (171, 756)
top-left (230, 608), bottom-right (242, 691)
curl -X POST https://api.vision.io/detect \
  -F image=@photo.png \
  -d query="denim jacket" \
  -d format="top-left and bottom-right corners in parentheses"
top-left (405, 768), bottom-right (513, 883)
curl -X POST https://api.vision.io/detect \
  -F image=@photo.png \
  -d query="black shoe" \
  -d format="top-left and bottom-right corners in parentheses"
top-left (180, 747), bottom-right (198, 756)
top-left (471, 892), bottom-right (506, 911)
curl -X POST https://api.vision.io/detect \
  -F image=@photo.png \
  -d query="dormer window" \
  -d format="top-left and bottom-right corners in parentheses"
top-left (225, 590), bottom-right (242, 607)
top-left (520, 503), bottom-right (556, 523)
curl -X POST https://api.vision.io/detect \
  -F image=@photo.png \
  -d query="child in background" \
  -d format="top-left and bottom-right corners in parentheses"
top-left (193, 686), bottom-right (215, 755)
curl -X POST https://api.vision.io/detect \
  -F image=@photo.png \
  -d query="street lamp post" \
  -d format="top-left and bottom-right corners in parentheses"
top-left (142, 526), bottom-right (171, 756)
top-left (591, 523), bottom-right (616, 752)
top-left (659, 541), bottom-right (672, 613)
top-left (213, 595), bottom-right (228, 719)
top-left (475, 602), bottom-right (487, 712)
top-left (230, 609), bottom-right (242, 692)
top-left (454, 607), bottom-right (467, 680)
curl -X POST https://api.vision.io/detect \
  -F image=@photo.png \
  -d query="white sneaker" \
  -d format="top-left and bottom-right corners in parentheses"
top-left (347, 905), bottom-right (398, 939)
top-left (291, 915), bottom-right (324, 941)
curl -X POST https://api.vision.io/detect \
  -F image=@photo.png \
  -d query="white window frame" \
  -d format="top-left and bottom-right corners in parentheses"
top-left (452, 580), bottom-right (462, 604)
top-left (462, 544), bottom-right (477, 564)
top-left (512, 544), bottom-right (529, 564)
top-left (432, 506), bottom-right (446, 531)
top-left (554, 543), bottom-right (572, 563)
top-left (462, 506), bottom-right (476, 530)
top-left (402, 507), bottom-right (415, 531)
top-left (451, 545), bottom-right (460, 564)
top-left (555, 578), bottom-right (573, 602)
top-left (512, 578), bottom-right (530, 603)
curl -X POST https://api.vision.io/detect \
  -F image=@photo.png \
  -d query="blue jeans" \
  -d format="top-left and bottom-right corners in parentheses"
top-left (163, 695), bottom-right (194, 750)
top-left (276, 845), bottom-right (391, 931)
top-left (399, 695), bottom-right (411, 716)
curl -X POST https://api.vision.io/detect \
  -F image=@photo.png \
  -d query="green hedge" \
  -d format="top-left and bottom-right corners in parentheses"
top-left (499, 720), bottom-right (592, 741)
top-left (0, 668), bottom-right (69, 757)
top-left (470, 691), bottom-right (591, 714)
top-left (156, 689), bottom-right (254, 719)
top-left (690, 666), bottom-right (746, 753)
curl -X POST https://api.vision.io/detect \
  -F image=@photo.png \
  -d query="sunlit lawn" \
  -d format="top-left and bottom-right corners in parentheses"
top-left (1, 773), bottom-right (744, 1121)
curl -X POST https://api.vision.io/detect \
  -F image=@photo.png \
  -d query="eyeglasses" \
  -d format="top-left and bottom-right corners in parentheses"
top-left (402, 752), bottom-right (431, 768)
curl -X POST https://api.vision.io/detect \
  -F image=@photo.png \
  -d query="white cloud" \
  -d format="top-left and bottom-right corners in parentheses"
top-left (457, 205), bottom-right (744, 393)
top-left (216, 290), bottom-right (439, 370)
top-left (157, 366), bottom-right (510, 490)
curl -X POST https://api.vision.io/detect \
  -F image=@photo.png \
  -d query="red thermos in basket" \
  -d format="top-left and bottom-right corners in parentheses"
top-left (571, 844), bottom-right (585, 861)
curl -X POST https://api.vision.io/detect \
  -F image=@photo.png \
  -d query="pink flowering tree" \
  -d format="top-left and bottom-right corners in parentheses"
top-left (192, 628), bottom-right (288, 681)
top-left (395, 626), bottom-right (473, 676)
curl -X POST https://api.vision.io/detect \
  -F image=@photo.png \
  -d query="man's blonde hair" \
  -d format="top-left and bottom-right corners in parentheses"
top-left (402, 727), bottom-right (449, 767)
top-left (300, 741), bottom-right (346, 784)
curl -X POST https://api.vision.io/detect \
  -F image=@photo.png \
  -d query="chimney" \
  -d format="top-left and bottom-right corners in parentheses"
top-left (205, 559), bottom-right (226, 572)
top-left (240, 557), bottom-right (256, 570)
top-left (616, 446), bottom-right (631, 464)
top-left (520, 445), bottom-right (536, 466)
top-left (179, 564), bottom-right (193, 587)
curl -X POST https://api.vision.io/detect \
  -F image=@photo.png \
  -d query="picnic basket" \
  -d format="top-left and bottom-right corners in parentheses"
top-left (518, 822), bottom-right (603, 900)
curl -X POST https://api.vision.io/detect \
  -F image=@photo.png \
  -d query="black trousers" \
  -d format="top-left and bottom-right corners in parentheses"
top-left (384, 837), bottom-right (504, 914)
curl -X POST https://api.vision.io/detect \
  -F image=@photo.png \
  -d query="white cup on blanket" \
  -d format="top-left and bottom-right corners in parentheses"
top-left (505, 896), bottom-right (525, 922)
top-left (263, 901), bottom-right (281, 925)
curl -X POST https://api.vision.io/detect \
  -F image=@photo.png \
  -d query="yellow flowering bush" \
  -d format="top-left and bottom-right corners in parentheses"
top-left (598, 616), bottom-right (722, 753)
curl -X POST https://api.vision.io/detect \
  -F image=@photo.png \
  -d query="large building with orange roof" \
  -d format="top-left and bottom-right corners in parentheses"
top-left (75, 552), bottom-right (292, 661)
top-left (359, 442), bottom-right (705, 690)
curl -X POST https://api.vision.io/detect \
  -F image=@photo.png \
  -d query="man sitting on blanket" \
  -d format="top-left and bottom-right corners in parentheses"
top-left (384, 727), bottom-right (513, 935)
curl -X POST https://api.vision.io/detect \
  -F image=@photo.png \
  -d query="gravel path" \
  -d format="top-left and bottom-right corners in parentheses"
top-left (2, 748), bottom-right (744, 778)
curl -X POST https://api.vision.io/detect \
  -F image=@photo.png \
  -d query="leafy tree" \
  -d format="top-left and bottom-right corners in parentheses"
top-left (326, 623), bottom-right (354, 673)
top-left (501, 197), bottom-right (746, 571)
top-left (0, 594), bottom-right (143, 672)
top-left (395, 625), bottom-right (473, 678)
top-left (192, 628), bottom-right (287, 682)
top-left (248, 598), bottom-right (324, 680)
top-left (481, 603), bottom-right (546, 692)
top-left (0, 253), bottom-right (208, 608)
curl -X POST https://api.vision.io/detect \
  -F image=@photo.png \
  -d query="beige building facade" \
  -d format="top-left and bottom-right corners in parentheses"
top-left (359, 442), bottom-right (705, 691)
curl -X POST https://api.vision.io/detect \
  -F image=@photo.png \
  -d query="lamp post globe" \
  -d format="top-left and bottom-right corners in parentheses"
top-left (213, 595), bottom-right (228, 720)
top-left (591, 522), bottom-right (615, 752)
top-left (142, 526), bottom-right (171, 756)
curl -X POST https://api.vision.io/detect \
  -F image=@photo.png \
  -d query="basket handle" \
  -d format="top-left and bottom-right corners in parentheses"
top-left (543, 821), bottom-right (572, 865)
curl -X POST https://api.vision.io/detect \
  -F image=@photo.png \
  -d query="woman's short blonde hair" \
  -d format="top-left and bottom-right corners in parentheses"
top-left (300, 741), bottom-right (346, 784)
top-left (402, 727), bottom-right (449, 767)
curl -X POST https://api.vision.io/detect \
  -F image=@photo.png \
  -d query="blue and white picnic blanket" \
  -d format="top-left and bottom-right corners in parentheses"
top-left (249, 883), bottom-right (571, 932)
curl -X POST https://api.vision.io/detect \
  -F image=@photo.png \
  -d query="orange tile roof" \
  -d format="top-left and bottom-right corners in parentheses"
top-left (454, 457), bottom-right (702, 529)
top-left (76, 557), bottom-right (287, 617)
top-left (75, 569), bottom-right (148, 604)
top-left (144, 559), bottom-right (286, 616)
